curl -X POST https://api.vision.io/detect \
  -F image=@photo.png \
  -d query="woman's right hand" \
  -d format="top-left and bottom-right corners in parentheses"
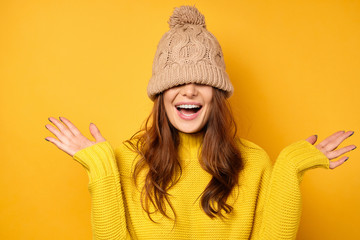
top-left (45, 117), bottom-right (106, 157)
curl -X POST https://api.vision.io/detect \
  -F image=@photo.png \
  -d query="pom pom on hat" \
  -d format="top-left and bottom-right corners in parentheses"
top-left (168, 5), bottom-right (206, 28)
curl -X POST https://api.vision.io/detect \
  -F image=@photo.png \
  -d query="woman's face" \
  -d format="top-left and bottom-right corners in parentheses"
top-left (163, 83), bottom-right (213, 133)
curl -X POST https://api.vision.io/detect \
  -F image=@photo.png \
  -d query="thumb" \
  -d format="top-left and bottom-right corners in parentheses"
top-left (305, 134), bottom-right (318, 145)
top-left (89, 123), bottom-right (106, 142)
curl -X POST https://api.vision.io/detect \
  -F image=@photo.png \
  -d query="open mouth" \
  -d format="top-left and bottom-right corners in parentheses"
top-left (175, 104), bottom-right (202, 116)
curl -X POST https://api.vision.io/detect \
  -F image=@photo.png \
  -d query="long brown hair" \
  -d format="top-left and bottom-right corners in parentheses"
top-left (125, 88), bottom-right (244, 222)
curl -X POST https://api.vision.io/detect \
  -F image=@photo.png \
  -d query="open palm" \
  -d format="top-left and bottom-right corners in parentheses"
top-left (45, 117), bottom-right (106, 157)
top-left (305, 130), bottom-right (356, 169)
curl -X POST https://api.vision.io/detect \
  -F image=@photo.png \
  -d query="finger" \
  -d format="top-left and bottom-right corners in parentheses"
top-left (45, 124), bottom-right (70, 144)
top-left (305, 135), bottom-right (318, 145)
top-left (322, 131), bottom-right (354, 152)
top-left (326, 144), bottom-right (357, 160)
top-left (44, 137), bottom-right (74, 156)
top-left (59, 116), bottom-right (82, 136)
top-left (316, 130), bottom-right (345, 150)
top-left (329, 156), bottom-right (349, 170)
top-left (48, 117), bottom-right (75, 139)
top-left (89, 123), bottom-right (106, 142)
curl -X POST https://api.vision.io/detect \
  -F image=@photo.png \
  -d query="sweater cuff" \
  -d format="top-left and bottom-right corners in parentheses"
top-left (72, 141), bottom-right (119, 182)
top-left (279, 139), bottom-right (330, 172)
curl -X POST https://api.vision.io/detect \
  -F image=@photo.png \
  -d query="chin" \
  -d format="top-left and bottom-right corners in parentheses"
top-left (174, 123), bottom-right (205, 134)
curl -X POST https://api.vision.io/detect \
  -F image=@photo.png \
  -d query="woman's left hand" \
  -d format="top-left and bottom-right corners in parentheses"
top-left (305, 130), bottom-right (356, 169)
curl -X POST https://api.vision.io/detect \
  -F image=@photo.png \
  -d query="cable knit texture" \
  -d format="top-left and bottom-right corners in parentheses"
top-left (72, 133), bottom-right (329, 239)
top-left (147, 5), bottom-right (234, 100)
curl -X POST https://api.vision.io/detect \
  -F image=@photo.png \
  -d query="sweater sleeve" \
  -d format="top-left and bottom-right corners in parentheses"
top-left (251, 139), bottom-right (330, 240)
top-left (72, 141), bottom-right (129, 240)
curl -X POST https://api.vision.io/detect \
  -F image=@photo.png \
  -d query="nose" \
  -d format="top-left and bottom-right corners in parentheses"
top-left (180, 83), bottom-right (198, 98)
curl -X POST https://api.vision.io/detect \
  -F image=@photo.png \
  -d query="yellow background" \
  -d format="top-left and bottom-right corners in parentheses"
top-left (1, 0), bottom-right (359, 239)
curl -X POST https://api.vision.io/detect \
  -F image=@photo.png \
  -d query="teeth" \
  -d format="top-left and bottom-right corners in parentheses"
top-left (176, 104), bottom-right (201, 109)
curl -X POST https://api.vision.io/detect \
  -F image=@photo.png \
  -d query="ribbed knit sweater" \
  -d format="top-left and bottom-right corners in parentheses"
top-left (72, 131), bottom-right (329, 240)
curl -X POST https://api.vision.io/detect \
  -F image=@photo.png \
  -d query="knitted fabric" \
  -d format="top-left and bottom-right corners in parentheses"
top-left (73, 132), bottom-right (330, 239)
top-left (147, 5), bottom-right (234, 101)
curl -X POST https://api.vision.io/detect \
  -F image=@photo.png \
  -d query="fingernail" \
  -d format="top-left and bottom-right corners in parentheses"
top-left (45, 138), bottom-right (49, 141)
top-left (344, 157), bottom-right (349, 162)
top-left (45, 125), bottom-right (48, 129)
top-left (352, 146), bottom-right (357, 150)
top-left (349, 131), bottom-right (355, 137)
top-left (314, 134), bottom-right (318, 138)
top-left (48, 118), bottom-right (52, 122)
top-left (59, 117), bottom-right (63, 122)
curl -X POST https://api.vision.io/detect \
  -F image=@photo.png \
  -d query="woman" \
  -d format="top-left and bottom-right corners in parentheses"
top-left (45, 6), bottom-right (356, 240)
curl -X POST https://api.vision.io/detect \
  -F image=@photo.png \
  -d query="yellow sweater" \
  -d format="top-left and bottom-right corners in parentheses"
top-left (73, 132), bottom-right (329, 240)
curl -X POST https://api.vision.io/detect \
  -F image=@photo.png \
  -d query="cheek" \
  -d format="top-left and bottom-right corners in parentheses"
top-left (163, 89), bottom-right (177, 103)
top-left (163, 101), bottom-right (173, 117)
top-left (163, 92), bottom-right (176, 117)
top-left (201, 87), bottom-right (214, 103)
top-left (204, 90), bottom-right (214, 109)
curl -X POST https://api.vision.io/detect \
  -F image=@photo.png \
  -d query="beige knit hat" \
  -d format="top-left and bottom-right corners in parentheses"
top-left (147, 5), bottom-right (234, 101)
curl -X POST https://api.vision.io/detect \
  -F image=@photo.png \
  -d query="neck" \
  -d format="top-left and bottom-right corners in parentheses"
top-left (178, 130), bottom-right (204, 147)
